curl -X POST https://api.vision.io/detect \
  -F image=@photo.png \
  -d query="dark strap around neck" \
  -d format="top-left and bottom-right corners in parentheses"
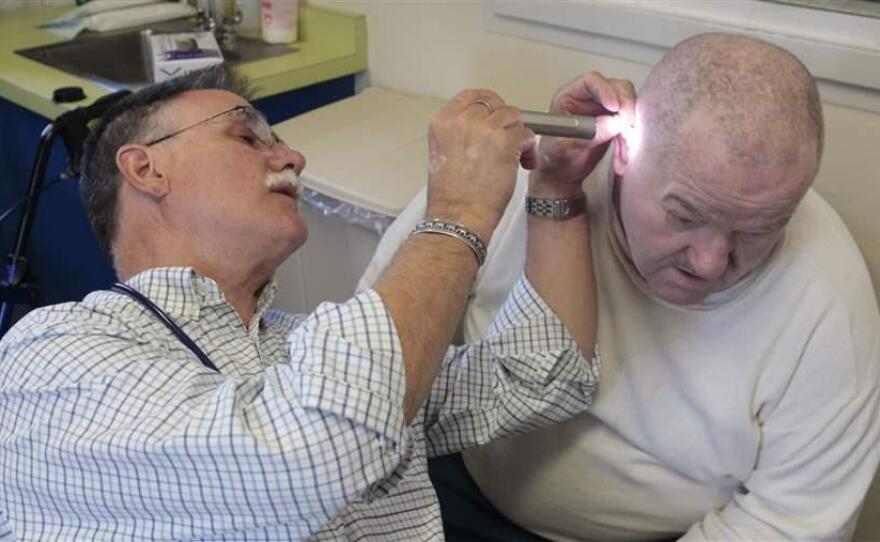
top-left (110, 283), bottom-right (220, 373)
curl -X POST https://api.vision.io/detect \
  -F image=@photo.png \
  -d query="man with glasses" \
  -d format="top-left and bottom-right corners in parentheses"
top-left (0, 65), bottom-right (630, 539)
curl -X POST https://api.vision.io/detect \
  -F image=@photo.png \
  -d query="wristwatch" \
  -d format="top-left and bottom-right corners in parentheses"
top-left (525, 194), bottom-right (587, 219)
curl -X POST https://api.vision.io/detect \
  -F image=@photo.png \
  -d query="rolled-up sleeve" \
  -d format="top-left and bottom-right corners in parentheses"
top-left (422, 276), bottom-right (600, 457)
top-left (286, 290), bottom-right (407, 451)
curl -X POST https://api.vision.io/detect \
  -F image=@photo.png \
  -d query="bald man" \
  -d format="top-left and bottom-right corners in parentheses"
top-left (360, 33), bottom-right (880, 540)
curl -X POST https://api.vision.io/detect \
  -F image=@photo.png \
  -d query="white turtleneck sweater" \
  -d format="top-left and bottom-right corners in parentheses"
top-left (359, 167), bottom-right (880, 541)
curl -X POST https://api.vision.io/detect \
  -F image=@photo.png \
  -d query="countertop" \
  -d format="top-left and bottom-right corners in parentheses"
top-left (0, 3), bottom-right (367, 119)
top-left (274, 87), bottom-right (443, 217)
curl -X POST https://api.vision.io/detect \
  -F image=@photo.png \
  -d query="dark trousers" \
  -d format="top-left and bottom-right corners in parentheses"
top-left (428, 453), bottom-right (550, 542)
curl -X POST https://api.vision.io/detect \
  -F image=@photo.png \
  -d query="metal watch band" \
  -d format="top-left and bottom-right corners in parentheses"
top-left (411, 218), bottom-right (487, 266)
top-left (525, 194), bottom-right (587, 219)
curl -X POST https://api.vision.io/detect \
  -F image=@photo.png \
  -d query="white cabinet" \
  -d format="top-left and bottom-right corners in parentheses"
top-left (272, 203), bottom-right (382, 313)
top-left (271, 88), bottom-right (443, 313)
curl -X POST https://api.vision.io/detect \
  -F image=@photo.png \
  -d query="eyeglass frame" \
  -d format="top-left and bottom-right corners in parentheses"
top-left (142, 105), bottom-right (287, 149)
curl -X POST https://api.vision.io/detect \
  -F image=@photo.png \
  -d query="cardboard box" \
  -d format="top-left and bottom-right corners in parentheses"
top-left (148, 31), bottom-right (224, 83)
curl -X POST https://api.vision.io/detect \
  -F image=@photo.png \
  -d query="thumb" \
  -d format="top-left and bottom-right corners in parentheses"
top-left (519, 129), bottom-right (538, 170)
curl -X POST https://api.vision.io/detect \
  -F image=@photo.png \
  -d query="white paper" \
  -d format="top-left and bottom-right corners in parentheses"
top-left (41, 1), bottom-right (196, 39)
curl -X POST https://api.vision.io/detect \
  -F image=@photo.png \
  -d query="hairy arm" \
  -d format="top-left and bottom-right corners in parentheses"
top-left (373, 236), bottom-right (478, 421)
top-left (524, 180), bottom-right (595, 358)
top-left (374, 89), bottom-right (536, 422)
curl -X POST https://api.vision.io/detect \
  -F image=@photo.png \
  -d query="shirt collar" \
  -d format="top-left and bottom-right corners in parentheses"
top-left (123, 267), bottom-right (278, 324)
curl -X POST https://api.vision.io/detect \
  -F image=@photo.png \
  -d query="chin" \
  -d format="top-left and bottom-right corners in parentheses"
top-left (658, 290), bottom-right (707, 306)
top-left (650, 281), bottom-right (710, 306)
top-left (270, 218), bottom-right (308, 258)
top-left (288, 224), bottom-right (309, 252)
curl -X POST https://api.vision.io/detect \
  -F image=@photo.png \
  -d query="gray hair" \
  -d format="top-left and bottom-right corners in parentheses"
top-left (80, 65), bottom-right (250, 258)
top-left (638, 33), bottom-right (823, 173)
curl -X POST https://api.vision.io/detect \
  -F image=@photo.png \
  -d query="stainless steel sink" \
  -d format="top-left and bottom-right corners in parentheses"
top-left (16, 18), bottom-right (297, 89)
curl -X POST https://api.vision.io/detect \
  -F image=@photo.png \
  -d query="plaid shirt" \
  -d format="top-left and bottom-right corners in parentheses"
top-left (0, 267), bottom-right (598, 541)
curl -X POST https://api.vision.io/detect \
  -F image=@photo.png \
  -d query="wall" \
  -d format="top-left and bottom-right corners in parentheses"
top-left (314, 0), bottom-right (880, 308)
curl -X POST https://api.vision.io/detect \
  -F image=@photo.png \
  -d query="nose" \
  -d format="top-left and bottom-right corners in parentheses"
top-left (686, 230), bottom-right (733, 281)
top-left (268, 145), bottom-right (306, 175)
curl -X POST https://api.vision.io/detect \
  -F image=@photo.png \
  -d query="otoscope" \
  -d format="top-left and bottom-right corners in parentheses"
top-left (521, 110), bottom-right (597, 140)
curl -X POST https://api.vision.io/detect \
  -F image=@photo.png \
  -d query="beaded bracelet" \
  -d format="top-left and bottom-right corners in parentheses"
top-left (411, 218), bottom-right (487, 266)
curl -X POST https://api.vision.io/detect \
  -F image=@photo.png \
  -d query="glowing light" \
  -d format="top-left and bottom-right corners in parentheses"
top-left (619, 111), bottom-right (643, 159)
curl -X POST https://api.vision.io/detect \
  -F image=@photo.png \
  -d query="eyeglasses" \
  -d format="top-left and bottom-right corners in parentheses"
top-left (143, 105), bottom-right (287, 150)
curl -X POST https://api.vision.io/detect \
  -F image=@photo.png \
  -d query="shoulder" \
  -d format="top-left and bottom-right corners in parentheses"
top-left (777, 190), bottom-right (877, 318)
top-left (785, 191), bottom-right (869, 273)
top-left (766, 189), bottom-right (879, 379)
top-left (0, 296), bottom-right (144, 388)
top-left (2, 298), bottom-right (116, 345)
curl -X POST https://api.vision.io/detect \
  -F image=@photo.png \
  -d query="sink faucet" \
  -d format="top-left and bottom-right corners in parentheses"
top-left (195, 0), bottom-right (242, 46)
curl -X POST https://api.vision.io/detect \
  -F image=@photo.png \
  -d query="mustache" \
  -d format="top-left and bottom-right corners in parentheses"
top-left (265, 169), bottom-right (302, 195)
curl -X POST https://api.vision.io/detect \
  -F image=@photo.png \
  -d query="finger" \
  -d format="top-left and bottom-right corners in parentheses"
top-left (470, 106), bottom-right (533, 157)
top-left (518, 127), bottom-right (538, 170)
top-left (483, 105), bottom-right (522, 129)
top-left (579, 72), bottom-right (620, 114)
top-left (463, 99), bottom-right (497, 119)
top-left (611, 78), bottom-right (637, 127)
top-left (452, 89), bottom-right (504, 116)
top-left (450, 89), bottom-right (488, 110)
top-left (551, 72), bottom-right (618, 115)
top-left (581, 139), bottom-right (613, 176)
top-left (444, 90), bottom-right (473, 116)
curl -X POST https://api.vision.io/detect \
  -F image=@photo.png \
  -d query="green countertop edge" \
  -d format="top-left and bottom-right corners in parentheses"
top-left (0, 3), bottom-right (367, 119)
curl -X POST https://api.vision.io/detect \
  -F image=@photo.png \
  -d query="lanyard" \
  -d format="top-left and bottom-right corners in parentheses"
top-left (110, 283), bottom-right (220, 373)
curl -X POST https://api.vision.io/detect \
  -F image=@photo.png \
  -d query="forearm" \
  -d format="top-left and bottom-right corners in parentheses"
top-left (525, 177), bottom-right (597, 358)
top-left (373, 234), bottom-right (478, 423)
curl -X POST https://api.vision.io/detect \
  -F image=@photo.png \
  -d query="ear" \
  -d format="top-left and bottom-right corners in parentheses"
top-left (116, 144), bottom-right (169, 198)
top-left (612, 133), bottom-right (631, 177)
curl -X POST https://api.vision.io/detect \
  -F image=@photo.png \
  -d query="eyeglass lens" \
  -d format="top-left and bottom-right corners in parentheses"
top-left (241, 108), bottom-right (288, 149)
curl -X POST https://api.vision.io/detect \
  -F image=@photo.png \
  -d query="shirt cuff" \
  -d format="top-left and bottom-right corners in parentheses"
top-left (486, 275), bottom-right (601, 388)
top-left (287, 289), bottom-right (407, 448)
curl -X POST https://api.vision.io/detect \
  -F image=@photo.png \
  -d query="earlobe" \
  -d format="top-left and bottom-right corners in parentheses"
top-left (116, 144), bottom-right (169, 198)
top-left (613, 133), bottom-right (630, 176)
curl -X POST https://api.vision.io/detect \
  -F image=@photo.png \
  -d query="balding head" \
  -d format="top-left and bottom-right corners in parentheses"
top-left (613, 34), bottom-right (825, 305)
top-left (636, 33), bottom-right (823, 177)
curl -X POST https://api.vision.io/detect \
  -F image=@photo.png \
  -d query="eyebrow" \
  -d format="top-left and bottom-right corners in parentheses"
top-left (226, 107), bottom-right (251, 126)
top-left (661, 194), bottom-right (712, 222)
top-left (663, 193), bottom-right (791, 232)
top-left (746, 218), bottom-right (789, 233)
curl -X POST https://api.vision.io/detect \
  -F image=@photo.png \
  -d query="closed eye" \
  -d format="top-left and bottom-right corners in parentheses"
top-left (737, 229), bottom-right (774, 243)
top-left (238, 132), bottom-right (260, 148)
top-left (666, 211), bottom-right (699, 229)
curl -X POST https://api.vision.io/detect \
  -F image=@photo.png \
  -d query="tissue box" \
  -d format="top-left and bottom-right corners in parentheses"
top-left (149, 32), bottom-right (224, 83)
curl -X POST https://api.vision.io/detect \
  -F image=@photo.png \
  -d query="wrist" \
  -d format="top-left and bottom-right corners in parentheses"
top-left (425, 205), bottom-right (496, 245)
top-left (525, 193), bottom-right (587, 220)
top-left (411, 218), bottom-right (488, 266)
top-left (529, 169), bottom-right (585, 198)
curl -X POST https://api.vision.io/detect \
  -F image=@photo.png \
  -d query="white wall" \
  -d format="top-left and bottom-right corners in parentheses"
top-left (313, 0), bottom-right (880, 309)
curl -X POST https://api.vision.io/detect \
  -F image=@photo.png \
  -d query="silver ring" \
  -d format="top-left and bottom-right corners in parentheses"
top-left (472, 98), bottom-right (495, 115)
